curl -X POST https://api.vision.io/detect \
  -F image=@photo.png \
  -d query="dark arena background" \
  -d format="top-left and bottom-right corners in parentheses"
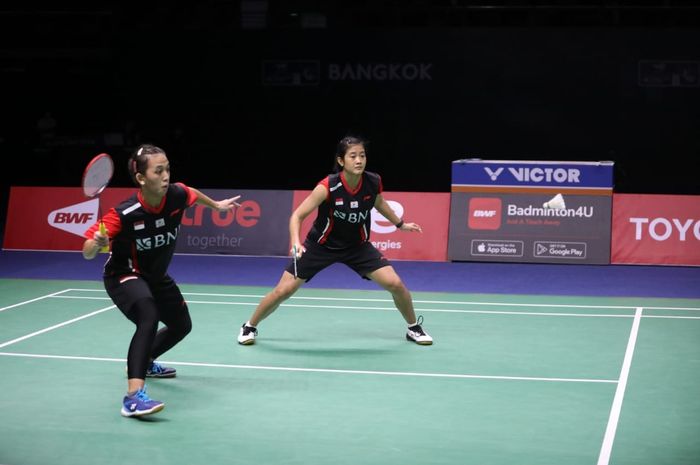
top-left (1, 1), bottom-right (699, 214)
top-left (2, 4), bottom-right (700, 465)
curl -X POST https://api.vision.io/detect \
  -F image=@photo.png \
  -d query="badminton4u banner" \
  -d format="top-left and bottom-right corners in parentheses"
top-left (448, 159), bottom-right (614, 264)
top-left (611, 194), bottom-right (700, 266)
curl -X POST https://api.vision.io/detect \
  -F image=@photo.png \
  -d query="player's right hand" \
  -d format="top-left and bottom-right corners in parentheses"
top-left (290, 244), bottom-right (305, 258)
top-left (93, 230), bottom-right (109, 248)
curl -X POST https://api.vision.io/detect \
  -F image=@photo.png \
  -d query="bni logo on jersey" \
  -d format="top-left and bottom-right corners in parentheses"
top-left (468, 198), bottom-right (502, 230)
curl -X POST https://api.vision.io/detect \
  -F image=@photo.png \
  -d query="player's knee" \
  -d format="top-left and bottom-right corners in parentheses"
top-left (272, 284), bottom-right (296, 301)
top-left (131, 297), bottom-right (159, 330)
top-left (385, 277), bottom-right (406, 294)
top-left (176, 304), bottom-right (193, 337)
top-left (180, 315), bottom-right (193, 337)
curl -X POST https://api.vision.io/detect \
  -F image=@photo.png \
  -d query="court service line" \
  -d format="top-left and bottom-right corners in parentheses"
top-left (0, 351), bottom-right (618, 384)
top-left (65, 289), bottom-right (700, 311)
top-left (51, 295), bottom-right (700, 319)
top-left (0, 305), bottom-right (116, 349)
top-left (0, 289), bottom-right (73, 313)
top-left (597, 307), bottom-right (643, 465)
top-left (199, 301), bottom-right (638, 318)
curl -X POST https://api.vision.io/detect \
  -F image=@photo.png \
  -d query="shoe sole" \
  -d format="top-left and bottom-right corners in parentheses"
top-left (121, 403), bottom-right (165, 417)
top-left (406, 335), bottom-right (433, 345)
top-left (125, 365), bottom-right (177, 378)
top-left (238, 339), bottom-right (255, 345)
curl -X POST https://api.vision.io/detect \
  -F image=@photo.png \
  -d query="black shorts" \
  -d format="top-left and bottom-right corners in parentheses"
top-left (104, 273), bottom-right (185, 317)
top-left (286, 240), bottom-right (391, 282)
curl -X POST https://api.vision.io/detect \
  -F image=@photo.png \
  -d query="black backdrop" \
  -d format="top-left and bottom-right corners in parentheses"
top-left (2, 11), bottom-right (699, 234)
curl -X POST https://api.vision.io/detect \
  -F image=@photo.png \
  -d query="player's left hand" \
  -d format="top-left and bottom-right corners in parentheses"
top-left (399, 222), bottom-right (422, 233)
top-left (217, 195), bottom-right (242, 211)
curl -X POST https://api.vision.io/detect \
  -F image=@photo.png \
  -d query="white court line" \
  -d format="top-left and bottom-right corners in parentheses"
top-left (0, 351), bottom-right (618, 384)
top-left (65, 289), bottom-right (700, 311)
top-left (50, 295), bottom-right (700, 319)
top-left (597, 307), bottom-right (643, 465)
top-left (0, 289), bottom-right (73, 312)
top-left (194, 301), bottom-right (637, 318)
top-left (0, 305), bottom-right (116, 349)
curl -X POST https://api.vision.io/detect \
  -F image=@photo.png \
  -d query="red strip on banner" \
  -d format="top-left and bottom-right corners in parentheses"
top-left (611, 193), bottom-right (700, 266)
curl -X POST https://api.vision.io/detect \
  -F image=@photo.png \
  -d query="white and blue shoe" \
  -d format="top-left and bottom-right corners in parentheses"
top-left (121, 386), bottom-right (164, 417)
top-left (146, 361), bottom-right (176, 378)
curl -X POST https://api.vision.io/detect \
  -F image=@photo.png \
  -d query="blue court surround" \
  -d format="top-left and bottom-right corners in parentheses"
top-left (1, 250), bottom-right (698, 299)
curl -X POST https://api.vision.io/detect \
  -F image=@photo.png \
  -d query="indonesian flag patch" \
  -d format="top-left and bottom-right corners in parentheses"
top-left (134, 221), bottom-right (145, 231)
top-left (335, 198), bottom-right (343, 206)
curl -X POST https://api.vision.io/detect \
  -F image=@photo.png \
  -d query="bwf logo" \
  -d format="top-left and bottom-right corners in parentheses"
top-left (468, 198), bottom-right (502, 230)
top-left (48, 198), bottom-right (98, 237)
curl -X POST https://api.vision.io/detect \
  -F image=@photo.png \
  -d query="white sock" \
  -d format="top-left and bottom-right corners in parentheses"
top-left (246, 321), bottom-right (256, 328)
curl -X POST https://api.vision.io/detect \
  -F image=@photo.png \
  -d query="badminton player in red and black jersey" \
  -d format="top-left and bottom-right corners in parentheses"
top-left (83, 144), bottom-right (241, 417)
top-left (237, 135), bottom-right (432, 346)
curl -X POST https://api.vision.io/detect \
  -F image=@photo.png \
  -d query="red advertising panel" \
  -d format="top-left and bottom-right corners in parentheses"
top-left (176, 189), bottom-right (293, 256)
top-left (4, 186), bottom-right (135, 251)
top-left (292, 190), bottom-right (449, 261)
top-left (612, 194), bottom-right (700, 266)
top-left (4, 187), bottom-right (449, 260)
top-left (3, 187), bottom-right (294, 257)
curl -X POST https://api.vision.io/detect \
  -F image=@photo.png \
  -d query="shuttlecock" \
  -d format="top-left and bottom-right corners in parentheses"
top-left (543, 193), bottom-right (566, 210)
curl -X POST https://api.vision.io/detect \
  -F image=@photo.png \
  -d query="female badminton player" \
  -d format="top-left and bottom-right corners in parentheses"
top-left (82, 144), bottom-right (241, 418)
top-left (237, 135), bottom-right (432, 346)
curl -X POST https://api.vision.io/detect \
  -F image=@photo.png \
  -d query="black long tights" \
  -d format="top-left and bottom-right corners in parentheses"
top-left (124, 297), bottom-right (192, 379)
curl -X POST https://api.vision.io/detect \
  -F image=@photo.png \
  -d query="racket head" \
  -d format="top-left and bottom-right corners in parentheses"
top-left (82, 153), bottom-right (114, 198)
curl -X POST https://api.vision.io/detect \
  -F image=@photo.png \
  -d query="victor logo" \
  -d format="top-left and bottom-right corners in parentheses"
top-left (483, 166), bottom-right (581, 183)
top-left (508, 167), bottom-right (580, 183)
top-left (484, 167), bottom-right (504, 181)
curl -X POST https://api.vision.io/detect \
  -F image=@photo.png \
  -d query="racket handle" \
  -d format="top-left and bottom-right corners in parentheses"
top-left (99, 222), bottom-right (109, 253)
top-left (292, 245), bottom-right (298, 278)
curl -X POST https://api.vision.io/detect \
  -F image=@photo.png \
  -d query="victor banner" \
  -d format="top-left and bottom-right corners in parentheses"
top-left (448, 160), bottom-right (614, 264)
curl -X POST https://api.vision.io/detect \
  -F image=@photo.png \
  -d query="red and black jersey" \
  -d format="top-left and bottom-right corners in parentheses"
top-left (306, 171), bottom-right (383, 250)
top-left (84, 183), bottom-right (197, 281)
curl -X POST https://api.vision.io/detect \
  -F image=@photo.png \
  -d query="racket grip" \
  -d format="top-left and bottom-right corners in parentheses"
top-left (99, 222), bottom-right (109, 253)
top-left (292, 245), bottom-right (298, 278)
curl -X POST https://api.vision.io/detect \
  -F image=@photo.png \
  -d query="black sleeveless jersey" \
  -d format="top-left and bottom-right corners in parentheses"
top-left (84, 183), bottom-right (197, 281)
top-left (306, 171), bottom-right (383, 249)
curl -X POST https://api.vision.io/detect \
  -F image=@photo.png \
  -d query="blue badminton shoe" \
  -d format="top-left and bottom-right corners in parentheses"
top-left (146, 361), bottom-right (177, 378)
top-left (121, 386), bottom-right (165, 417)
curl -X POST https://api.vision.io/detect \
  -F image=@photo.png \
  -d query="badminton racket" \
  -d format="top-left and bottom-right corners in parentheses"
top-left (292, 244), bottom-right (298, 278)
top-left (82, 153), bottom-right (114, 253)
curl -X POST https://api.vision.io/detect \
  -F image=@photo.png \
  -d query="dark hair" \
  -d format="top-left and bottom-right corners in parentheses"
top-left (128, 144), bottom-right (165, 185)
top-left (333, 135), bottom-right (368, 173)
